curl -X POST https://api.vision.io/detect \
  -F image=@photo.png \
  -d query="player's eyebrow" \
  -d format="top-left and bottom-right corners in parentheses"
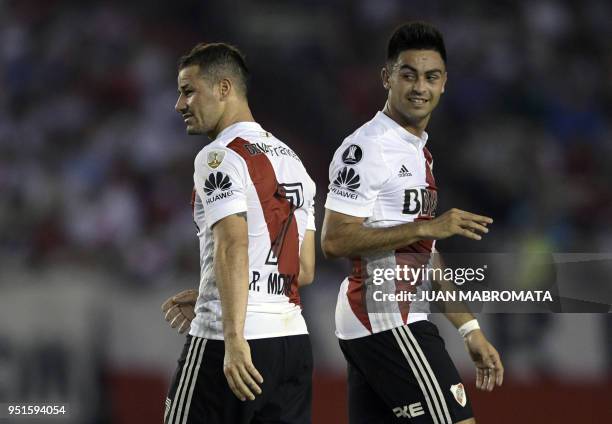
top-left (178, 83), bottom-right (192, 93)
top-left (398, 64), bottom-right (443, 75)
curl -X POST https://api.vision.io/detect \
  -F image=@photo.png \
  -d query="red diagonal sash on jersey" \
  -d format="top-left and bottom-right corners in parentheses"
top-left (347, 257), bottom-right (372, 332)
top-left (393, 146), bottom-right (438, 323)
top-left (228, 137), bottom-right (301, 306)
top-left (347, 146), bottom-right (439, 329)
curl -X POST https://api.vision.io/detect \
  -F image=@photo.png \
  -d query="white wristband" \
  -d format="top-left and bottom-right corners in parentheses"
top-left (458, 319), bottom-right (480, 338)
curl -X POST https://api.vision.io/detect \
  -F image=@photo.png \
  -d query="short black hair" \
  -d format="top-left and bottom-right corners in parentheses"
top-left (387, 22), bottom-right (447, 65)
top-left (178, 42), bottom-right (249, 95)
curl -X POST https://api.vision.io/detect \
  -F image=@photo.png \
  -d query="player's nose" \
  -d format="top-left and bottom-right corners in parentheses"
top-left (175, 95), bottom-right (186, 113)
top-left (413, 77), bottom-right (426, 94)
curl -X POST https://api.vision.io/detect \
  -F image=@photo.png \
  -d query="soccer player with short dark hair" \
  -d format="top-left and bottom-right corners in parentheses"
top-left (162, 42), bottom-right (316, 424)
top-left (321, 22), bottom-right (503, 423)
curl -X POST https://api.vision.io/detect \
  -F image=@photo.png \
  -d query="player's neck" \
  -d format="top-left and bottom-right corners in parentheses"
top-left (209, 102), bottom-right (255, 140)
top-left (383, 103), bottom-right (429, 139)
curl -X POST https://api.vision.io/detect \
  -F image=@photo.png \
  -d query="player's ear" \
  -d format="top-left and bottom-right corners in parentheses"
top-left (381, 66), bottom-right (390, 90)
top-left (441, 71), bottom-right (448, 94)
top-left (219, 78), bottom-right (232, 99)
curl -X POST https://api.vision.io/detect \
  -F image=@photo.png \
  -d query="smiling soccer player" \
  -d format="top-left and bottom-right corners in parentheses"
top-left (321, 22), bottom-right (503, 424)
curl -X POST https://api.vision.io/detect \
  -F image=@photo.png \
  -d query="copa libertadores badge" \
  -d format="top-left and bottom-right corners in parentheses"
top-left (341, 144), bottom-right (363, 165)
top-left (207, 150), bottom-right (225, 169)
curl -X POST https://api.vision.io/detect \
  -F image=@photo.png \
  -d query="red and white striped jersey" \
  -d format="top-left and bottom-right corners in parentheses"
top-left (325, 111), bottom-right (438, 340)
top-left (189, 122), bottom-right (316, 340)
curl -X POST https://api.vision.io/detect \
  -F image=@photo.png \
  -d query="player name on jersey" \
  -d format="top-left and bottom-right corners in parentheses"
top-left (244, 142), bottom-right (300, 160)
top-left (249, 271), bottom-right (296, 296)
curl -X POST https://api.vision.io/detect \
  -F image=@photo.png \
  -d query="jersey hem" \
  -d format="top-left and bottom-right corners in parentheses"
top-left (188, 329), bottom-right (309, 340)
top-left (335, 314), bottom-right (429, 340)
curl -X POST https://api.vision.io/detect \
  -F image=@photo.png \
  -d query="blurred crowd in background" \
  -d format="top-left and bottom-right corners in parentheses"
top-left (3, 0), bottom-right (612, 277)
top-left (1, 0), bottom-right (611, 422)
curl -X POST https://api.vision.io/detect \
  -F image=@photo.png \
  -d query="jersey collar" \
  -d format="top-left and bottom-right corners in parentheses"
top-left (375, 111), bottom-right (428, 148)
top-left (215, 121), bottom-right (264, 141)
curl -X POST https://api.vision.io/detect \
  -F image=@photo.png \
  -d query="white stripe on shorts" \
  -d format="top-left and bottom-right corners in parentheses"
top-left (392, 328), bottom-right (442, 424)
top-left (180, 339), bottom-right (206, 424)
top-left (399, 325), bottom-right (452, 423)
top-left (167, 337), bottom-right (200, 424)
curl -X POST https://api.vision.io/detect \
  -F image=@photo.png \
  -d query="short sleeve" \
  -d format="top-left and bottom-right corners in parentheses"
top-left (324, 140), bottom-right (390, 218)
top-left (307, 200), bottom-right (316, 231)
top-left (194, 147), bottom-right (249, 228)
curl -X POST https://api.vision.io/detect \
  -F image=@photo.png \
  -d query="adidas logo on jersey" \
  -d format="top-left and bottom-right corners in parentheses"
top-left (333, 167), bottom-right (360, 192)
top-left (398, 165), bottom-right (412, 177)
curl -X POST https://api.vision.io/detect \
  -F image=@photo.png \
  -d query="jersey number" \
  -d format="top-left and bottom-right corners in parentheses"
top-left (265, 183), bottom-right (303, 265)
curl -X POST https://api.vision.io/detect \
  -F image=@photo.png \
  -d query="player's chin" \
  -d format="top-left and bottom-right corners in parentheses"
top-left (186, 125), bottom-right (204, 135)
top-left (405, 103), bottom-right (432, 115)
top-left (402, 108), bottom-right (431, 123)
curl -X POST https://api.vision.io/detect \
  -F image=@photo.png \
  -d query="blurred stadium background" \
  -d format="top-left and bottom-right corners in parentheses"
top-left (1, 0), bottom-right (611, 422)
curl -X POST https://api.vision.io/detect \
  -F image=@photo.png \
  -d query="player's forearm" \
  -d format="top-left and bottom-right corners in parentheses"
top-left (435, 277), bottom-right (475, 328)
top-left (445, 312), bottom-right (476, 330)
top-left (322, 220), bottom-right (426, 258)
top-left (431, 252), bottom-right (475, 327)
top-left (298, 230), bottom-right (315, 286)
top-left (297, 266), bottom-right (314, 286)
top-left (214, 239), bottom-right (249, 339)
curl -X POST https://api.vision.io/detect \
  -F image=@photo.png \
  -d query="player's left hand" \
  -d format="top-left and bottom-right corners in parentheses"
top-left (223, 336), bottom-right (264, 401)
top-left (464, 329), bottom-right (504, 392)
top-left (161, 289), bottom-right (198, 334)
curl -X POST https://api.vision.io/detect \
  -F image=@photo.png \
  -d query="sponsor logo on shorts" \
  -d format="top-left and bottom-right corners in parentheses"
top-left (393, 402), bottom-right (425, 418)
top-left (450, 383), bottom-right (467, 407)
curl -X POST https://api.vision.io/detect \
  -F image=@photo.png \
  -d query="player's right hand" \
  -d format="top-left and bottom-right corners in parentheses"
top-left (418, 208), bottom-right (492, 241)
top-left (223, 336), bottom-right (264, 402)
top-left (464, 329), bottom-right (504, 391)
top-left (161, 289), bottom-right (197, 334)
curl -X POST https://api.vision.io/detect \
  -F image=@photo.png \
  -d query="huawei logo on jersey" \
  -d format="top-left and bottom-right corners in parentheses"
top-left (333, 167), bottom-right (360, 192)
top-left (204, 172), bottom-right (232, 195)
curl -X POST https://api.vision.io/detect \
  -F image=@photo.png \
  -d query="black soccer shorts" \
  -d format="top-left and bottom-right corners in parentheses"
top-left (164, 334), bottom-right (312, 424)
top-left (339, 321), bottom-right (474, 424)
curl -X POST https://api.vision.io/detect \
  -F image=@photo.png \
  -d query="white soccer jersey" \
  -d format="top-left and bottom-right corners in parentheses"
top-left (325, 111), bottom-right (438, 340)
top-left (189, 121), bottom-right (316, 340)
